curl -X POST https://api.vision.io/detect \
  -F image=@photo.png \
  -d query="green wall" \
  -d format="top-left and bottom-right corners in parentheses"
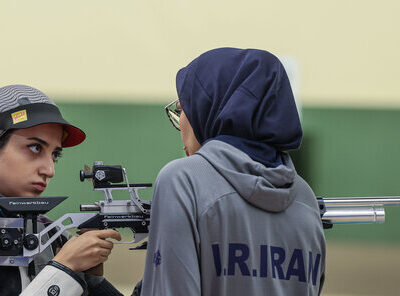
top-left (45, 103), bottom-right (400, 244)
top-left (300, 107), bottom-right (400, 243)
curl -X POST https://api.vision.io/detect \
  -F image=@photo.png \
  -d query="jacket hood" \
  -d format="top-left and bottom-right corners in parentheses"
top-left (197, 140), bottom-right (297, 212)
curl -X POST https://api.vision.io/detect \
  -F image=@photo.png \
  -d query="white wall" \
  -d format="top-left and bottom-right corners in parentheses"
top-left (1, 0), bottom-right (399, 107)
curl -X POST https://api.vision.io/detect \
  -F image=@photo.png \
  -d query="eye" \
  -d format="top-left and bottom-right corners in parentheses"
top-left (28, 144), bottom-right (42, 154)
top-left (52, 150), bottom-right (63, 163)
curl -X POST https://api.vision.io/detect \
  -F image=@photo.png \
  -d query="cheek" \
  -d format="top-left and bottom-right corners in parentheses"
top-left (179, 115), bottom-right (189, 140)
top-left (1, 145), bottom-right (34, 173)
top-left (1, 154), bottom-right (27, 177)
top-left (0, 155), bottom-right (29, 196)
top-left (180, 125), bottom-right (188, 142)
top-left (180, 122), bottom-right (195, 147)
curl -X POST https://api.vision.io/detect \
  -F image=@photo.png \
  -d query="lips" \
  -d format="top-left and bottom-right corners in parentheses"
top-left (32, 182), bottom-right (47, 192)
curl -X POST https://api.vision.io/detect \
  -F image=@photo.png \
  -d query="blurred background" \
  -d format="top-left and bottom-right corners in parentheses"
top-left (1, 1), bottom-right (399, 295)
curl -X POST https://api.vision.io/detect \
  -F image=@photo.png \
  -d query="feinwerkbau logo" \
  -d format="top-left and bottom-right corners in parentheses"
top-left (9, 201), bottom-right (49, 206)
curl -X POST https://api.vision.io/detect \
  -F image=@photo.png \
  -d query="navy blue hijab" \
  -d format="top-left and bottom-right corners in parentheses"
top-left (176, 48), bottom-right (302, 168)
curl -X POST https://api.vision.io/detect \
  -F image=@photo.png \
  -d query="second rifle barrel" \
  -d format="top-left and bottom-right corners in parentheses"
top-left (322, 208), bottom-right (385, 224)
top-left (323, 197), bottom-right (400, 207)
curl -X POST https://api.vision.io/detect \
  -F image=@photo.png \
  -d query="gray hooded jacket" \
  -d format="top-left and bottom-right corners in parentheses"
top-left (141, 140), bottom-right (326, 295)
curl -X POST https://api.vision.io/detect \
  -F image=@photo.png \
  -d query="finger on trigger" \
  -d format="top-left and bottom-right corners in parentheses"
top-left (97, 229), bottom-right (122, 241)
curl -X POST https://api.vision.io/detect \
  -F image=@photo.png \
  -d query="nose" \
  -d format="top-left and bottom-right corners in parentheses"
top-left (38, 156), bottom-right (55, 180)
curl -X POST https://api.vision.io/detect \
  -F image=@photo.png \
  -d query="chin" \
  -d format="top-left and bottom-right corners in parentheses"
top-left (23, 191), bottom-right (42, 197)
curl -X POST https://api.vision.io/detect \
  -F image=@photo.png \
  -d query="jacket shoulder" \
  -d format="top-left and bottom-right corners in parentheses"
top-left (156, 154), bottom-right (208, 182)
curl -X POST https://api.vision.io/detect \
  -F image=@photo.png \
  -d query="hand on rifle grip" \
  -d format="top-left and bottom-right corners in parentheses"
top-left (53, 229), bottom-right (121, 272)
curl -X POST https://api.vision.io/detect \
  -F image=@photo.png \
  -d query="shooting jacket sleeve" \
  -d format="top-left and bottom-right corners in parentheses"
top-left (141, 167), bottom-right (201, 296)
top-left (20, 261), bottom-right (85, 296)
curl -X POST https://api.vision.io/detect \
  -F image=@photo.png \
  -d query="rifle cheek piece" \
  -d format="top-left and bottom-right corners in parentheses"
top-left (0, 196), bottom-right (68, 265)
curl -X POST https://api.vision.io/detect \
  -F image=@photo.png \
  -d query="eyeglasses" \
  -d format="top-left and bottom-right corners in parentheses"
top-left (164, 99), bottom-right (181, 131)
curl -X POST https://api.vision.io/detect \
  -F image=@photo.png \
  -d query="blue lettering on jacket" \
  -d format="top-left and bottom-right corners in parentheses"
top-left (308, 251), bottom-right (321, 286)
top-left (228, 243), bottom-right (250, 276)
top-left (286, 249), bottom-right (306, 282)
top-left (260, 245), bottom-right (268, 277)
top-left (212, 244), bottom-right (222, 276)
top-left (270, 246), bottom-right (286, 279)
top-left (212, 243), bottom-right (321, 286)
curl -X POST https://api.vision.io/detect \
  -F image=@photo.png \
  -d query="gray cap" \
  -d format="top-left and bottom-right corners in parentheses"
top-left (0, 85), bottom-right (85, 147)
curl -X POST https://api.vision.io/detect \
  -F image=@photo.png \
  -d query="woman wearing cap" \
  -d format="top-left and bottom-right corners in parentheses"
top-left (139, 48), bottom-right (326, 295)
top-left (0, 85), bottom-right (122, 296)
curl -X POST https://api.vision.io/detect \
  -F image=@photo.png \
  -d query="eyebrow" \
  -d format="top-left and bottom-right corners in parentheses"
top-left (27, 137), bottom-right (63, 151)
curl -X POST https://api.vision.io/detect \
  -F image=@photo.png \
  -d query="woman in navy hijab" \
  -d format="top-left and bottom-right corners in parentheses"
top-left (139, 48), bottom-right (325, 296)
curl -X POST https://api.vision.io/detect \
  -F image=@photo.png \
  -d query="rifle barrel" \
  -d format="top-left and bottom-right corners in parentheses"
top-left (322, 208), bottom-right (385, 224)
top-left (322, 197), bottom-right (400, 207)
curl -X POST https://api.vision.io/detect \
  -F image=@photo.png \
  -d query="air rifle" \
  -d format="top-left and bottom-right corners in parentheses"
top-left (1, 161), bottom-right (400, 266)
top-left (0, 161), bottom-right (151, 267)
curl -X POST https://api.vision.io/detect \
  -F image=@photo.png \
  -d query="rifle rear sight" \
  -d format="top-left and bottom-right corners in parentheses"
top-left (80, 162), bottom-right (152, 190)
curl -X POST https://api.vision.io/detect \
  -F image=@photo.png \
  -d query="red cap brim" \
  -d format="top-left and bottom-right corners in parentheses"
top-left (62, 125), bottom-right (86, 147)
